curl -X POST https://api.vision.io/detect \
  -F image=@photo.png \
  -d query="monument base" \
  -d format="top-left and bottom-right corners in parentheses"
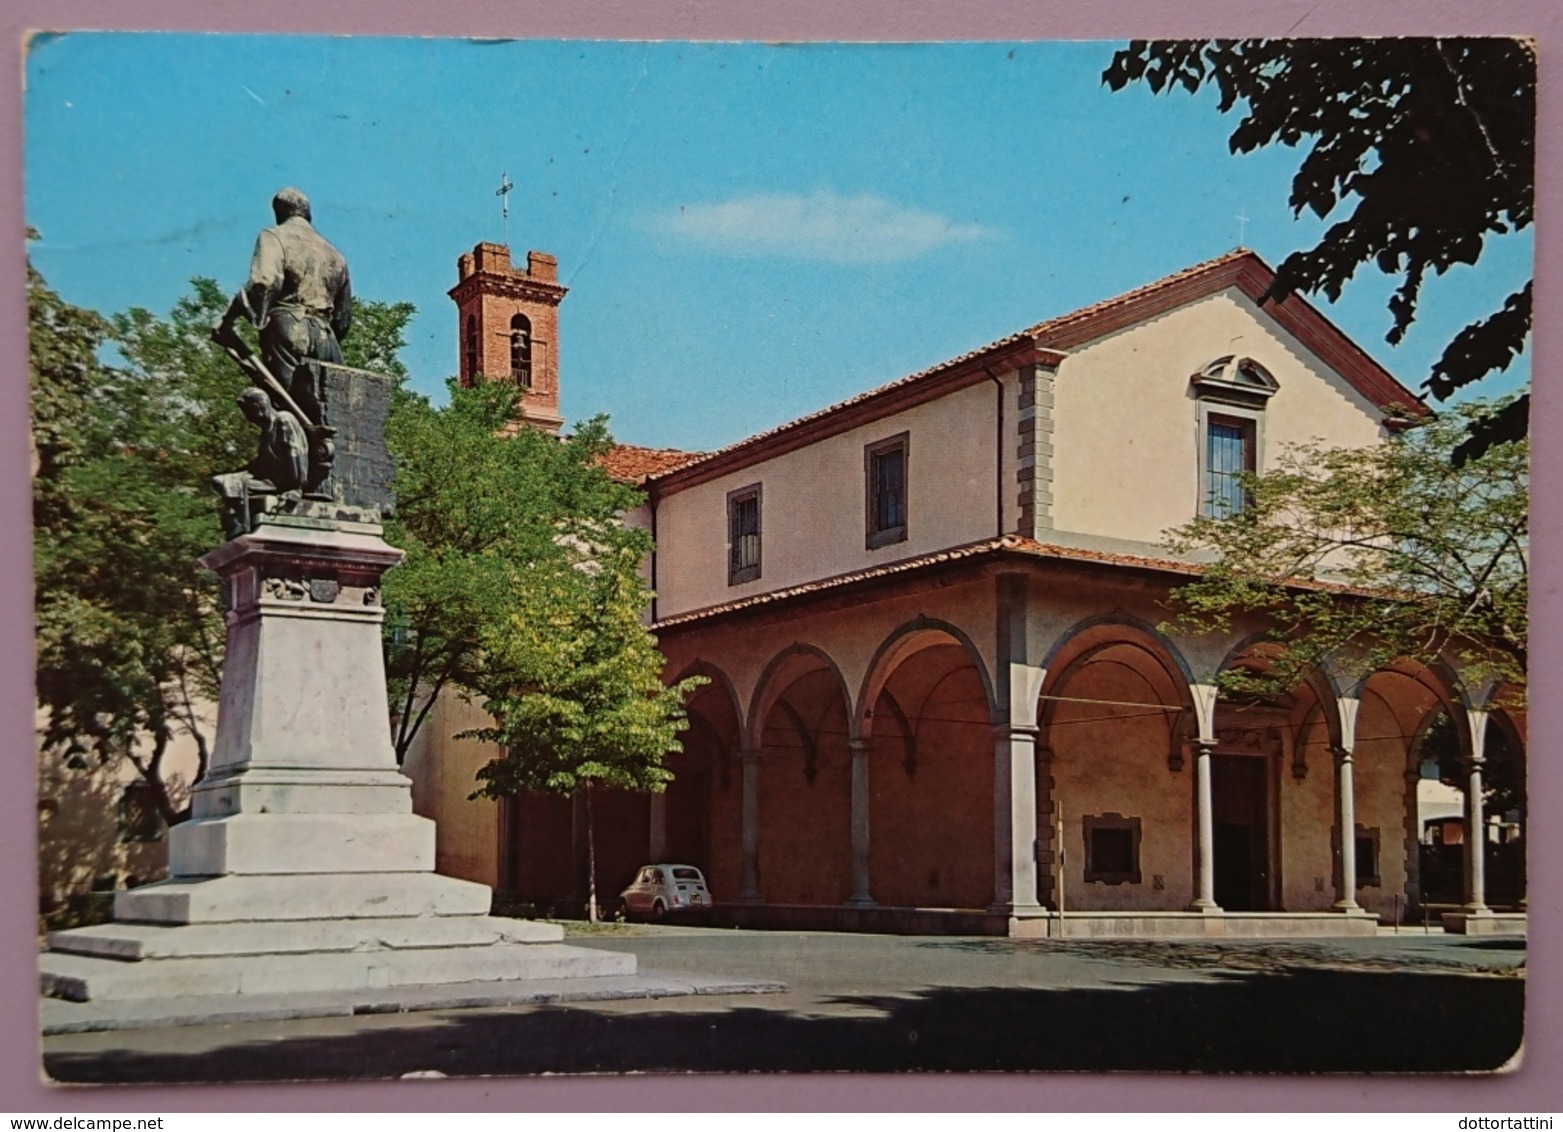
top-left (39, 516), bottom-right (637, 1011)
top-left (41, 911), bottom-right (633, 1002)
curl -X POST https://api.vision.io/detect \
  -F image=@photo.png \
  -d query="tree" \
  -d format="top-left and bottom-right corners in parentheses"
top-left (465, 533), bottom-right (703, 923)
top-left (384, 378), bottom-right (703, 920)
top-left (32, 270), bottom-right (235, 827)
top-left (1104, 39), bottom-right (1535, 459)
top-left (1164, 401), bottom-right (1526, 699)
top-left (31, 262), bottom-right (416, 825)
top-left (382, 378), bottom-right (650, 763)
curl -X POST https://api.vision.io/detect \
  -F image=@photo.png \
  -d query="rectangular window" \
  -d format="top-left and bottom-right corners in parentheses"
top-left (1202, 414), bottom-right (1255, 518)
top-left (865, 433), bottom-right (910, 549)
top-left (727, 484), bottom-right (762, 585)
top-left (1082, 813), bottom-right (1142, 885)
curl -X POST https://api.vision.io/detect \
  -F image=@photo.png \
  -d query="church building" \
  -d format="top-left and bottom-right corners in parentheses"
top-left (406, 241), bottom-right (1525, 938)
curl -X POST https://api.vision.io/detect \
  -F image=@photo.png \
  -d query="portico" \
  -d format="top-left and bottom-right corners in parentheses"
top-left (635, 540), bottom-right (1513, 937)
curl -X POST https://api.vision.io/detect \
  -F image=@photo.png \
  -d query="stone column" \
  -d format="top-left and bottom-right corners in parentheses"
top-left (738, 747), bottom-right (761, 902)
top-left (1462, 709), bottom-right (1491, 915)
top-left (1190, 739), bottom-right (1219, 911)
top-left (1331, 694), bottom-right (1362, 912)
top-left (648, 791), bottom-right (668, 862)
top-left (991, 723), bottom-right (1042, 912)
top-left (1331, 745), bottom-right (1361, 911)
top-left (847, 738), bottom-right (875, 906)
top-left (991, 571), bottom-right (1044, 916)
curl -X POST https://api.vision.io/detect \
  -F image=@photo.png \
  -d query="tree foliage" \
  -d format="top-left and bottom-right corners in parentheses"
top-left (32, 270), bottom-right (236, 825)
top-left (31, 261), bottom-right (416, 825)
top-left (465, 543), bottom-right (700, 803)
top-left (382, 378), bottom-right (679, 766)
top-left (1104, 38), bottom-right (1535, 458)
top-left (1165, 402), bottom-right (1526, 696)
top-left (385, 378), bottom-right (702, 918)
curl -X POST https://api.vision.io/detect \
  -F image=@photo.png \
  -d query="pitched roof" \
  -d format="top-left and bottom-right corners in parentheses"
top-left (651, 533), bottom-right (1363, 631)
top-left (648, 249), bottom-right (1427, 496)
top-left (651, 535), bottom-right (1198, 630)
top-left (599, 443), bottom-right (704, 484)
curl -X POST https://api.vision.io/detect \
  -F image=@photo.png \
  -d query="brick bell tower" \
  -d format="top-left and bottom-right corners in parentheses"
top-left (449, 242), bottom-right (567, 433)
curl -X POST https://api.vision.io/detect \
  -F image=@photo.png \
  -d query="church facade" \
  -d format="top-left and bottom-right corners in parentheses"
top-left (407, 243), bottom-right (1525, 938)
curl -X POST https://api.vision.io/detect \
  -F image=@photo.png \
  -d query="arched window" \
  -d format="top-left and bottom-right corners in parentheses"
top-left (463, 315), bottom-right (478, 384)
top-left (510, 314), bottom-right (533, 388)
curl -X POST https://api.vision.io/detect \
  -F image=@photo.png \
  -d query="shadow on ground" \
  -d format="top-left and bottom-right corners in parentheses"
top-left (44, 965), bottom-right (1522, 1083)
top-left (918, 937), bottom-right (1528, 975)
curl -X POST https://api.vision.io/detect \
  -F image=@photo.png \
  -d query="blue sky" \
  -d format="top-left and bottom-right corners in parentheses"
top-left (24, 33), bottom-right (1533, 452)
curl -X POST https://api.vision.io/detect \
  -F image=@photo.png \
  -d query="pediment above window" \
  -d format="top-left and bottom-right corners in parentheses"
top-left (1190, 355), bottom-right (1279, 408)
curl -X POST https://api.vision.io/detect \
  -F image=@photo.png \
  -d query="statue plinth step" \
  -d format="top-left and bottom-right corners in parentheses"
top-left (42, 938), bottom-right (635, 1002)
top-left (169, 812), bottom-right (434, 876)
top-left (114, 872), bottom-right (492, 925)
top-left (47, 914), bottom-right (564, 962)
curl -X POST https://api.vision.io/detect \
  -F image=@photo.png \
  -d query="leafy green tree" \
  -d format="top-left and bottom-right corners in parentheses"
top-left (465, 534), bottom-right (703, 922)
top-left (382, 378), bottom-right (657, 766)
top-left (384, 377), bottom-right (702, 920)
top-left (33, 270), bottom-right (236, 826)
top-left (31, 261), bottom-right (416, 825)
top-left (1104, 38), bottom-right (1535, 459)
top-left (1164, 401), bottom-right (1526, 697)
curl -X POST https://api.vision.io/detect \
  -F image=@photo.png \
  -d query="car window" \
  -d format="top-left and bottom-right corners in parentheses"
top-left (649, 869), bottom-right (664, 883)
top-left (672, 868), bottom-right (703, 881)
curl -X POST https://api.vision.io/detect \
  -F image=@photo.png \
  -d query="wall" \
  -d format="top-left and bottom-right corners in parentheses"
top-left (1279, 716), bottom-right (1336, 912)
top-left (404, 691), bottom-right (500, 888)
top-left (867, 645), bottom-right (994, 909)
top-left (756, 667), bottom-right (853, 905)
top-left (1048, 288), bottom-right (1387, 547)
top-left (1353, 691), bottom-right (1412, 921)
top-left (1046, 660), bottom-right (1193, 912)
top-left (37, 710), bottom-right (207, 926)
top-left (654, 378), bottom-right (1010, 618)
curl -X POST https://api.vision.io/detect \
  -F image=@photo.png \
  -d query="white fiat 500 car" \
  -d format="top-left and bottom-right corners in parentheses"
top-left (619, 864), bottom-right (713, 921)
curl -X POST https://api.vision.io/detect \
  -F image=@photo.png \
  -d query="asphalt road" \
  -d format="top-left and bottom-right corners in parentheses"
top-left (41, 926), bottom-right (1525, 1082)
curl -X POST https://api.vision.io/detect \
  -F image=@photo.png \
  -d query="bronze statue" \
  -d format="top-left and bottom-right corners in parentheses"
top-left (213, 187), bottom-right (352, 495)
top-left (210, 388), bottom-right (311, 540)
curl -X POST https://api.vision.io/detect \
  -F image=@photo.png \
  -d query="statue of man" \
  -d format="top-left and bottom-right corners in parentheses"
top-left (215, 187), bottom-right (352, 487)
top-left (210, 388), bottom-right (312, 539)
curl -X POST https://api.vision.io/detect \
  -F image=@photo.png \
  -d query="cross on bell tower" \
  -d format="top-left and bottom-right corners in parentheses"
top-left (495, 171), bottom-right (514, 244)
top-left (449, 242), bottom-right (568, 434)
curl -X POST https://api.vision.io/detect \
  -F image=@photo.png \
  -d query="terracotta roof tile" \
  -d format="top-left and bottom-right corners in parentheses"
top-left (651, 536), bottom-right (1197, 629)
top-left (1019, 247), bottom-right (1253, 343)
top-left (599, 444), bottom-right (705, 484)
top-left (651, 532), bottom-right (1368, 630)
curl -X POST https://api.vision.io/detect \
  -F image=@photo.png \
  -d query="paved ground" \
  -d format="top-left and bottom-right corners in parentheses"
top-left (41, 925), bottom-right (1525, 1083)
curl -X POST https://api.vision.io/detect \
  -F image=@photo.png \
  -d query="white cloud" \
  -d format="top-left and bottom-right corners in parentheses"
top-left (650, 190), bottom-right (992, 264)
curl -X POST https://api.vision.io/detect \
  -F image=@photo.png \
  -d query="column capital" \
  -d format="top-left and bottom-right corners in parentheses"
top-left (1194, 737), bottom-right (1218, 755)
top-left (847, 738), bottom-right (873, 756)
top-left (738, 747), bottom-right (762, 763)
top-left (1330, 744), bottom-right (1353, 762)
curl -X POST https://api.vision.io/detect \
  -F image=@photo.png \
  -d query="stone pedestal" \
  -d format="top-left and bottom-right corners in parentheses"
top-left (41, 514), bottom-right (635, 1006)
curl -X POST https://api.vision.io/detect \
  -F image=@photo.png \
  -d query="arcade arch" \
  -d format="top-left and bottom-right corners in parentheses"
top-left (858, 624), bottom-right (995, 909)
top-left (1038, 620), bottom-right (1198, 913)
top-left (748, 645), bottom-right (854, 906)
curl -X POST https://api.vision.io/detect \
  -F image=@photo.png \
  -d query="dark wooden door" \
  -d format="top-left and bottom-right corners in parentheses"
top-left (1213, 754), bottom-right (1271, 911)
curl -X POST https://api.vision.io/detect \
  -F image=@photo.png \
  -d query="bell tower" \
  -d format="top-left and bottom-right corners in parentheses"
top-left (449, 242), bottom-right (567, 433)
